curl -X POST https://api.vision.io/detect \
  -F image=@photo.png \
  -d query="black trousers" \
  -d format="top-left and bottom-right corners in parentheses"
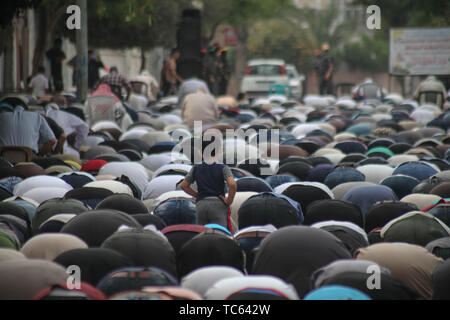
top-left (319, 77), bottom-right (334, 95)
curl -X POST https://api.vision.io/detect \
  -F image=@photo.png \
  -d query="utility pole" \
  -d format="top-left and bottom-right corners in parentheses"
top-left (76, 0), bottom-right (88, 102)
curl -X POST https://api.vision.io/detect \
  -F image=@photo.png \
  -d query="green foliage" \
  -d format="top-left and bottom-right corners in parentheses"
top-left (200, 0), bottom-right (292, 41)
top-left (342, 31), bottom-right (389, 72)
top-left (92, 0), bottom-right (155, 27)
top-left (247, 3), bottom-right (353, 73)
top-left (354, 0), bottom-right (450, 30)
top-left (248, 19), bottom-right (303, 67)
top-left (58, 0), bottom-right (189, 50)
top-left (226, 0), bottom-right (292, 26)
top-left (345, 0), bottom-right (449, 72)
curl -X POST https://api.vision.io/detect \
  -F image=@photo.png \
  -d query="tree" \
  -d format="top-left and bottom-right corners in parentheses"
top-left (342, 0), bottom-right (449, 73)
top-left (0, 0), bottom-right (41, 29)
top-left (0, 1), bottom-right (72, 77)
top-left (354, 0), bottom-right (450, 30)
top-left (65, 0), bottom-right (190, 72)
top-left (342, 31), bottom-right (389, 73)
top-left (0, 0), bottom-right (42, 85)
top-left (31, 1), bottom-right (72, 75)
top-left (248, 3), bottom-right (354, 75)
top-left (29, 0), bottom-right (188, 75)
top-left (200, 0), bottom-right (292, 95)
top-left (248, 19), bottom-right (304, 68)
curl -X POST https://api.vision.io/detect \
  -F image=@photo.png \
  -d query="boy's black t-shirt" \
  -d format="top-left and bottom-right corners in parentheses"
top-left (185, 163), bottom-right (232, 201)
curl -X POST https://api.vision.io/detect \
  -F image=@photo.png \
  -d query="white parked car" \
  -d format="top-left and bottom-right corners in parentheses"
top-left (286, 64), bottom-right (305, 100)
top-left (240, 59), bottom-right (290, 99)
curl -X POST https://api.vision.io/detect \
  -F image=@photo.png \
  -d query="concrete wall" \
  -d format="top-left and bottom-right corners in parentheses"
top-left (62, 44), bottom-right (166, 91)
top-left (0, 9), bottom-right (167, 93)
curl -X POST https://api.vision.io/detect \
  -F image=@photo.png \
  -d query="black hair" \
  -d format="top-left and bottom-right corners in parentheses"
top-left (37, 66), bottom-right (45, 73)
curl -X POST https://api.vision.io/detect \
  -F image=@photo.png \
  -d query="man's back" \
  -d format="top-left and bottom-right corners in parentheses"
top-left (46, 106), bottom-right (89, 150)
top-left (191, 163), bottom-right (228, 201)
top-left (100, 71), bottom-right (130, 98)
top-left (182, 90), bottom-right (218, 128)
top-left (29, 74), bottom-right (49, 98)
top-left (415, 76), bottom-right (447, 106)
top-left (416, 77), bottom-right (447, 94)
top-left (0, 107), bottom-right (55, 153)
top-left (178, 78), bottom-right (210, 107)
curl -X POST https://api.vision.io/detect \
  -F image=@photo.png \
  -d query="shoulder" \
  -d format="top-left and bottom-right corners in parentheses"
top-left (191, 164), bottom-right (202, 175)
top-left (222, 165), bottom-right (233, 178)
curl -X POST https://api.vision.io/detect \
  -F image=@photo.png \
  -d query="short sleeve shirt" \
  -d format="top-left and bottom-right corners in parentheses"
top-left (0, 108), bottom-right (56, 153)
top-left (185, 163), bottom-right (233, 201)
top-left (185, 165), bottom-right (232, 184)
top-left (29, 74), bottom-right (49, 98)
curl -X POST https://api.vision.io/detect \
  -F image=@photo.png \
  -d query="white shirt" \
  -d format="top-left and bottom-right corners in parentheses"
top-left (29, 74), bottom-right (49, 98)
top-left (143, 175), bottom-right (185, 200)
top-left (45, 106), bottom-right (89, 150)
top-left (204, 275), bottom-right (300, 300)
top-left (13, 176), bottom-right (73, 197)
top-left (22, 187), bottom-right (71, 205)
top-left (98, 162), bottom-right (149, 194)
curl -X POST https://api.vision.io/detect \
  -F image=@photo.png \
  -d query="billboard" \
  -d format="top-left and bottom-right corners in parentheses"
top-left (389, 27), bottom-right (450, 76)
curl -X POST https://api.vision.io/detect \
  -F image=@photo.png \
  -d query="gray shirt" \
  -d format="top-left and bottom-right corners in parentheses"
top-left (0, 107), bottom-right (56, 153)
top-left (177, 78), bottom-right (210, 107)
top-left (29, 74), bottom-right (49, 98)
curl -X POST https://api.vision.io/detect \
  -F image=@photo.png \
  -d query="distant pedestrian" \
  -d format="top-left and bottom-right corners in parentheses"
top-left (160, 49), bottom-right (183, 97)
top-left (46, 38), bottom-right (66, 91)
top-left (313, 48), bottom-right (322, 91)
top-left (317, 43), bottom-right (334, 95)
top-left (88, 51), bottom-right (105, 90)
top-left (217, 48), bottom-right (230, 96)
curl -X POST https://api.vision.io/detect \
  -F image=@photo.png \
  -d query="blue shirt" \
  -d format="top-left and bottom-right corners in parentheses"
top-left (0, 107), bottom-right (55, 153)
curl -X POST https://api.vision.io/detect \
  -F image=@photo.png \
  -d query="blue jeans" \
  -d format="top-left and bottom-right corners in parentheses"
top-left (153, 199), bottom-right (197, 226)
top-left (237, 236), bottom-right (265, 274)
top-left (265, 175), bottom-right (299, 189)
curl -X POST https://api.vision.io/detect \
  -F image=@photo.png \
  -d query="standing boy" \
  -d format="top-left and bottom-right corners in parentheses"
top-left (181, 138), bottom-right (237, 231)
